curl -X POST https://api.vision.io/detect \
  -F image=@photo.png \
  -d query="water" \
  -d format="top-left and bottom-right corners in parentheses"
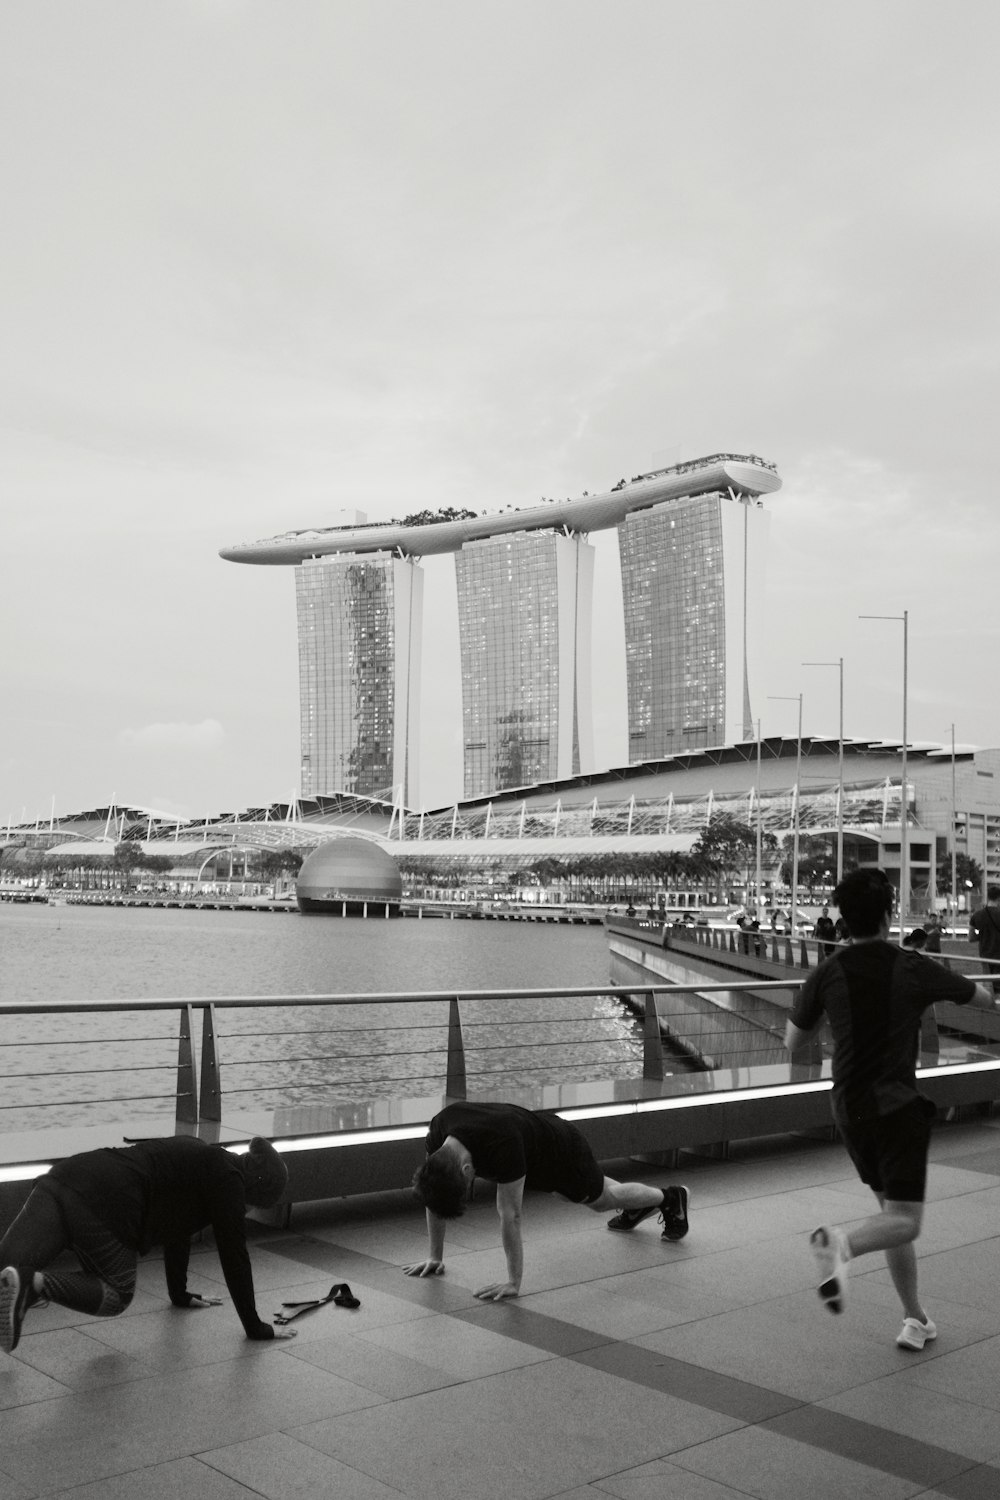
top-left (0, 903), bottom-right (642, 1126)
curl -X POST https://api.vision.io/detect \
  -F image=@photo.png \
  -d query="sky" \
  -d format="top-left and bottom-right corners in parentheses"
top-left (3, 0), bottom-right (999, 823)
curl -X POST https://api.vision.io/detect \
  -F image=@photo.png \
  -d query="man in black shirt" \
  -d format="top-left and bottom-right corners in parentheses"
top-left (403, 1101), bottom-right (689, 1301)
top-left (0, 1136), bottom-right (297, 1354)
top-left (969, 885), bottom-right (1000, 983)
top-left (786, 868), bottom-right (994, 1350)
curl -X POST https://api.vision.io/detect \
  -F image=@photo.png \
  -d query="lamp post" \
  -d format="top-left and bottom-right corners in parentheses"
top-left (803, 657), bottom-right (844, 885)
top-left (860, 611), bottom-right (908, 931)
top-left (950, 723), bottom-right (957, 930)
top-left (729, 718), bottom-right (765, 921)
top-left (769, 693), bottom-right (803, 937)
top-left (755, 718), bottom-right (764, 924)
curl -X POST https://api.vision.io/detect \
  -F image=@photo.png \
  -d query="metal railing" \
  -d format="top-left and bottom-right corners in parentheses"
top-left (3, 963), bottom-right (998, 1138)
top-left (0, 984), bottom-right (799, 1134)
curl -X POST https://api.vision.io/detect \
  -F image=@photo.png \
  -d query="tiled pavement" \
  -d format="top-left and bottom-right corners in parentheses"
top-left (2, 1118), bottom-right (1000, 1499)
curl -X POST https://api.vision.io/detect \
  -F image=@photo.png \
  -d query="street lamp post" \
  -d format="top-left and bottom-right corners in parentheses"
top-left (803, 656), bottom-right (844, 885)
top-left (729, 718), bottom-right (765, 922)
top-left (769, 693), bottom-right (803, 938)
top-left (950, 723), bottom-right (957, 929)
top-left (755, 718), bottom-right (763, 924)
top-left (860, 611), bottom-right (909, 931)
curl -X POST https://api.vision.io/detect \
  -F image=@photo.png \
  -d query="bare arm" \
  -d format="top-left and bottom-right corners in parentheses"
top-left (784, 1018), bottom-right (818, 1056)
top-left (969, 982), bottom-right (997, 1010)
top-left (402, 1208), bottom-right (448, 1278)
top-left (474, 1176), bottom-right (526, 1301)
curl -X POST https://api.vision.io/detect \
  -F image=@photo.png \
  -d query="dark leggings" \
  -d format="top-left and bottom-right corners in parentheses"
top-left (0, 1179), bottom-right (136, 1317)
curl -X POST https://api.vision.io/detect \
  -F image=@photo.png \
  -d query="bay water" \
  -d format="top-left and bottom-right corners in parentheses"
top-left (0, 903), bottom-right (642, 1127)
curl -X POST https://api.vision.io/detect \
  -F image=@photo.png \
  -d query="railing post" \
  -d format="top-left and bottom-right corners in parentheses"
top-left (175, 1004), bottom-right (198, 1126)
top-left (642, 990), bottom-right (664, 1080)
top-left (445, 997), bottom-right (467, 1098)
top-left (920, 1008), bottom-right (940, 1058)
top-left (199, 1003), bottom-right (222, 1122)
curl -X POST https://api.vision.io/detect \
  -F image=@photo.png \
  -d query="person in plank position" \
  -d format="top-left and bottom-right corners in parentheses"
top-left (403, 1100), bottom-right (689, 1301)
top-left (0, 1135), bottom-right (297, 1353)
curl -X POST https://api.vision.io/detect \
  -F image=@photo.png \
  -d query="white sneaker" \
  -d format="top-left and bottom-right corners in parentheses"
top-left (809, 1225), bottom-right (850, 1314)
top-left (896, 1316), bottom-right (937, 1351)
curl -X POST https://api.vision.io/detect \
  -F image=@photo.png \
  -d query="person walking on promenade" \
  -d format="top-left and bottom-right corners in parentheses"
top-left (403, 1100), bottom-right (689, 1301)
top-left (785, 867), bottom-right (994, 1349)
top-left (923, 911), bottom-right (943, 954)
top-left (969, 885), bottom-right (1000, 985)
top-left (0, 1135), bottom-right (297, 1354)
top-left (813, 905), bottom-right (837, 958)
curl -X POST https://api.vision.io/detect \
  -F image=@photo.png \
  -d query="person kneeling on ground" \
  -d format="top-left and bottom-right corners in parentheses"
top-left (785, 867), bottom-right (994, 1351)
top-left (0, 1135), bottom-right (297, 1354)
top-left (402, 1100), bottom-right (689, 1302)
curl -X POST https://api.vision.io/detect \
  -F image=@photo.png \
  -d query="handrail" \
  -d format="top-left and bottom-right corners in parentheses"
top-left (2, 970), bottom-right (996, 1140)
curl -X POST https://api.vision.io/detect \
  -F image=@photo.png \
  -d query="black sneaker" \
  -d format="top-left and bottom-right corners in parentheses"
top-left (660, 1185), bottom-right (690, 1241)
top-left (0, 1266), bottom-right (36, 1354)
top-left (607, 1193), bottom-right (665, 1232)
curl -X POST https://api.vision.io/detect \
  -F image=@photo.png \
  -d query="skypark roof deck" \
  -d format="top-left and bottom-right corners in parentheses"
top-left (220, 452), bottom-right (781, 565)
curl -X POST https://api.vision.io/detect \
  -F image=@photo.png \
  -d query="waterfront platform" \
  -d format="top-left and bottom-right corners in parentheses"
top-left (3, 1116), bottom-right (1000, 1499)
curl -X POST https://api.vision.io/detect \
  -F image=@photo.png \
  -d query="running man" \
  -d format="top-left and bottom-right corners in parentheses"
top-left (785, 868), bottom-right (994, 1349)
top-left (0, 1135), bottom-right (297, 1353)
top-left (403, 1100), bottom-right (689, 1301)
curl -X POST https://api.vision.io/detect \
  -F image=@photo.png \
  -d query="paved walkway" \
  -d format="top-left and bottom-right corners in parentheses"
top-left (2, 1117), bottom-right (999, 1499)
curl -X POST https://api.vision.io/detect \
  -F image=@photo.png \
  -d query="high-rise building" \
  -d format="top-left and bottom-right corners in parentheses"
top-left (456, 531), bottom-right (594, 798)
top-left (619, 490), bottom-right (770, 759)
top-left (221, 453), bottom-right (781, 804)
top-left (295, 552), bottom-right (422, 804)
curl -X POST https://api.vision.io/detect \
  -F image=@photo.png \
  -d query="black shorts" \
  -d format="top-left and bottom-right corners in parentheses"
top-left (545, 1125), bottom-right (605, 1205)
top-left (835, 1096), bottom-right (935, 1203)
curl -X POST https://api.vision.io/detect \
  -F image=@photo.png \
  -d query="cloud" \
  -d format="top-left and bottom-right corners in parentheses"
top-left (118, 719), bottom-right (225, 752)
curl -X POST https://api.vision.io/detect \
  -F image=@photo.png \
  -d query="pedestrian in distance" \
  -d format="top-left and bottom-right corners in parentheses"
top-left (968, 884), bottom-right (1000, 987)
top-left (813, 905), bottom-right (837, 958)
top-left (922, 911), bottom-right (943, 954)
top-left (403, 1101), bottom-right (689, 1301)
top-left (0, 1135), bottom-right (298, 1355)
top-left (785, 867), bottom-right (994, 1350)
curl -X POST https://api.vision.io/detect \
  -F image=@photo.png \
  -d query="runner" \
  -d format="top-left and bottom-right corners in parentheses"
top-left (785, 868), bottom-right (994, 1349)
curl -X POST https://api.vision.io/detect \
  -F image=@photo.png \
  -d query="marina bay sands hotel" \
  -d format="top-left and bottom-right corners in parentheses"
top-left (221, 454), bottom-right (782, 806)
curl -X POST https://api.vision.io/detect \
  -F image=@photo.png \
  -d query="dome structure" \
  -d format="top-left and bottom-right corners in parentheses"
top-left (296, 837), bottom-right (402, 915)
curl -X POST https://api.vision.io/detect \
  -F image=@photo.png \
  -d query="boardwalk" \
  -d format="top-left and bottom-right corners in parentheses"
top-left (2, 1117), bottom-right (999, 1498)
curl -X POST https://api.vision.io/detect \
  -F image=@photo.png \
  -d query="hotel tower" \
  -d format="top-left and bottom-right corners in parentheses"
top-left (456, 530), bottom-right (594, 798)
top-left (220, 454), bottom-right (781, 804)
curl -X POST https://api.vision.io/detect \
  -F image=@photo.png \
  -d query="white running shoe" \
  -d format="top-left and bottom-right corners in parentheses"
top-left (896, 1316), bottom-right (937, 1351)
top-left (809, 1225), bottom-right (850, 1314)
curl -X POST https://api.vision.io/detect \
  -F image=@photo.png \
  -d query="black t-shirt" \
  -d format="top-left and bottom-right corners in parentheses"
top-left (970, 906), bottom-right (1000, 961)
top-left (791, 941), bottom-right (976, 1121)
top-left (426, 1102), bottom-right (581, 1190)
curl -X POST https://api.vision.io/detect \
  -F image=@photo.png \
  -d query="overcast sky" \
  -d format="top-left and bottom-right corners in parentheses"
top-left (3, 0), bottom-right (998, 822)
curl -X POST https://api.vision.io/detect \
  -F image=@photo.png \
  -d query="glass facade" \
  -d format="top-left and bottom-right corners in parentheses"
top-left (456, 532), bottom-right (594, 799)
top-left (620, 493), bottom-right (729, 759)
top-left (295, 553), bottom-right (421, 803)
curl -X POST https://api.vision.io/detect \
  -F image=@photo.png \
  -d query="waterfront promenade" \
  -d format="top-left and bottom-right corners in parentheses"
top-left (2, 1115), bottom-right (1000, 1499)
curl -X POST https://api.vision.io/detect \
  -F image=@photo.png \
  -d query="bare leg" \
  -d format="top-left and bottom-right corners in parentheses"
top-left (585, 1177), bottom-right (664, 1213)
top-left (846, 1195), bottom-right (925, 1322)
